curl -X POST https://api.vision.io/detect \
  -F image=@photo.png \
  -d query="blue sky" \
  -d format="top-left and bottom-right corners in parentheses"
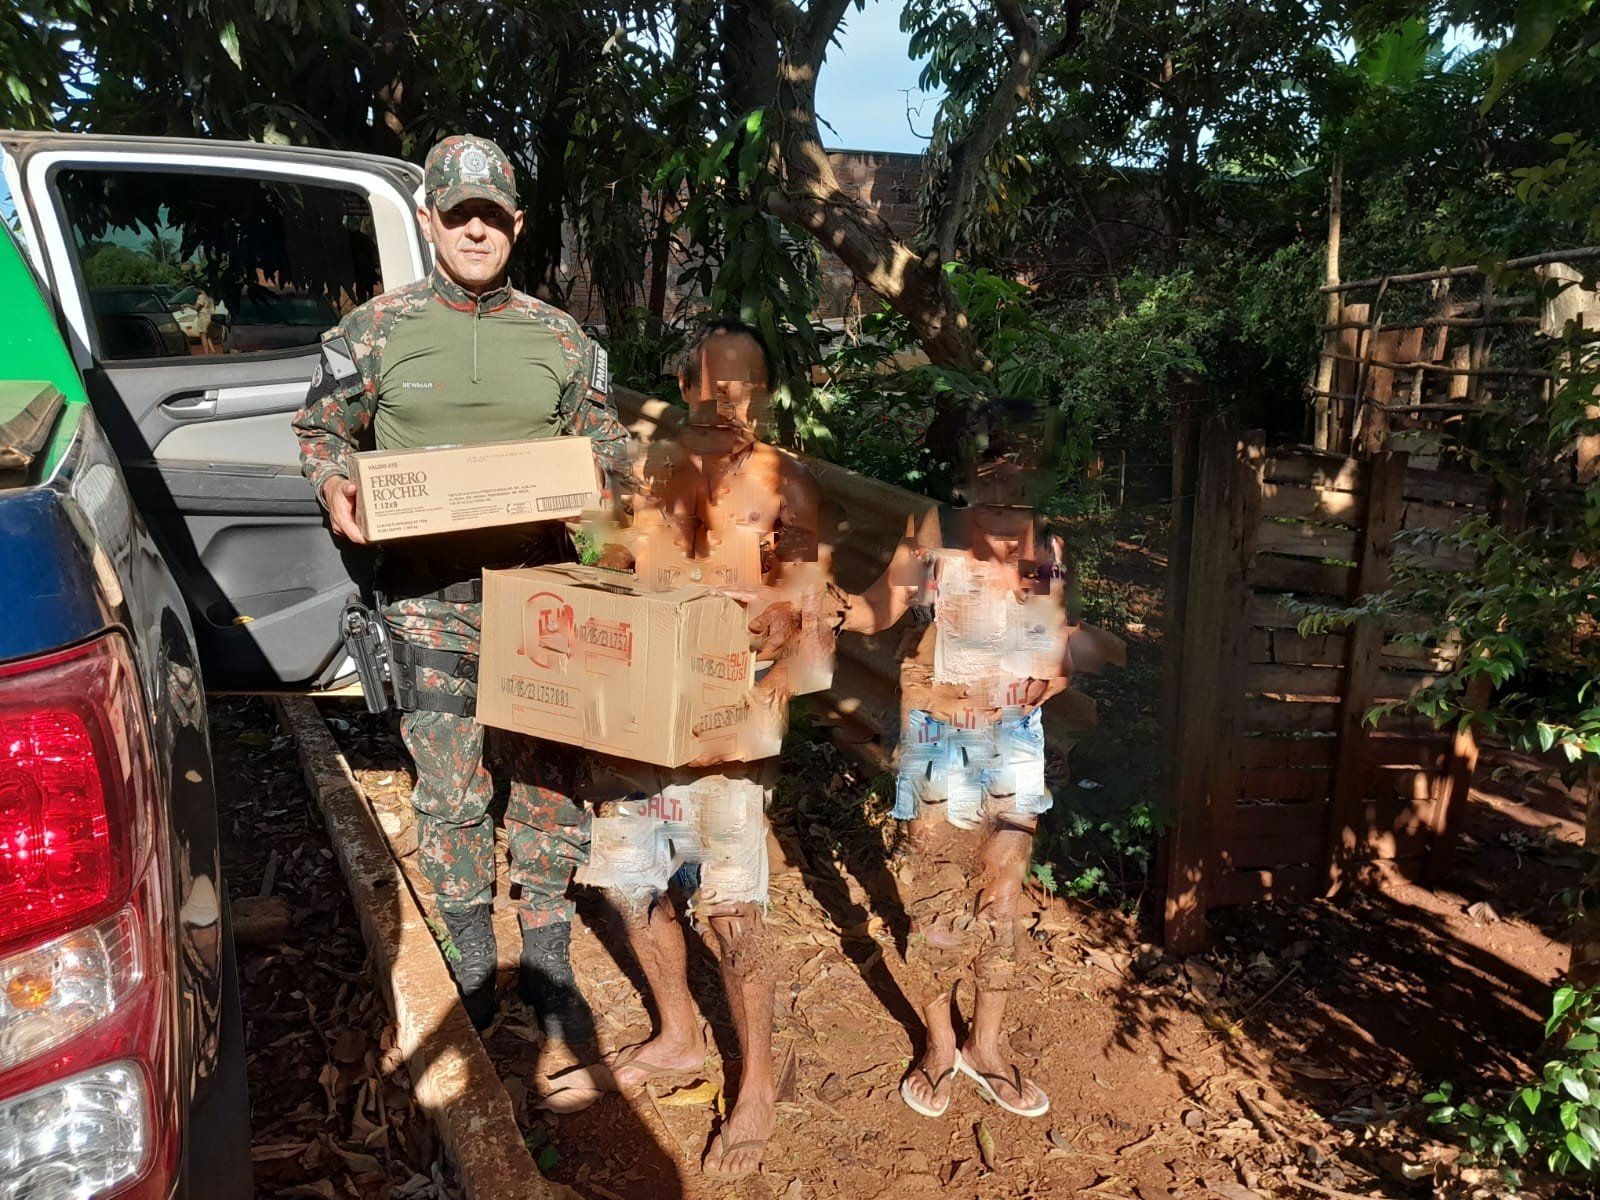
top-left (816, 2), bottom-right (941, 154)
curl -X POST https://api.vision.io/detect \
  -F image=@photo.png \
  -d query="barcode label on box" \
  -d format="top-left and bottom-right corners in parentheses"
top-left (536, 491), bottom-right (589, 513)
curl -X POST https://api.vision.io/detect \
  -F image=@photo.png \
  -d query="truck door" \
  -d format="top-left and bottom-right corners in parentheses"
top-left (2, 133), bottom-right (427, 690)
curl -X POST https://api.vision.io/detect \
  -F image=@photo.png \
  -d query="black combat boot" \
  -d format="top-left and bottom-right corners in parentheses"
top-left (517, 922), bottom-right (595, 1044)
top-left (439, 904), bottom-right (498, 1031)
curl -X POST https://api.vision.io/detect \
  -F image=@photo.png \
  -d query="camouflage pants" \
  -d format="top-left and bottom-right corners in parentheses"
top-left (384, 597), bottom-right (586, 928)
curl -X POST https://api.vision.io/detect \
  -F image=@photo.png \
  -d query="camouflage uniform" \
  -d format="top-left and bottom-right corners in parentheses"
top-left (293, 137), bottom-right (629, 927)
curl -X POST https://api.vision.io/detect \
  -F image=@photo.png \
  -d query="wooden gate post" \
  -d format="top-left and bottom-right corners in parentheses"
top-left (1162, 417), bottom-right (1264, 952)
top-left (1324, 451), bottom-right (1408, 892)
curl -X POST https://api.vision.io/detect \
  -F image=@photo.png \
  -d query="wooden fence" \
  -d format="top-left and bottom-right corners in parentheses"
top-left (1311, 248), bottom-right (1600, 460)
top-left (1161, 417), bottom-right (1496, 952)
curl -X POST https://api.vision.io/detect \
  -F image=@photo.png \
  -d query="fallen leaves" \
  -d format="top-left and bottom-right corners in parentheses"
top-left (975, 1120), bottom-right (998, 1171)
top-left (657, 1079), bottom-right (722, 1109)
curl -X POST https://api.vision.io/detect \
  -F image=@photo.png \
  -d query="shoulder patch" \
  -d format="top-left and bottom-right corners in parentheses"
top-left (321, 334), bottom-right (359, 381)
top-left (589, 346), bottom-right (610, 394)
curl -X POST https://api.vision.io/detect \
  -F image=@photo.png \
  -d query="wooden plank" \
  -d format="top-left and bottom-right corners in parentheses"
top-left (275, 699), bottom-right (554, 1200)
top-left (1373, 668), bottom-right (1445, 700)
top-left (1394, 539), bottom-right (1477, 573)
top-left (1208, 430), bottom-right (1267, 899)
top-left (1233, 827), bottom-right (1326, 870)
top-left (1244, 697), bottom-right (1340, 733)
top-left (1239, 767), bottom-right (1333, 802)
top-left (1163, 417), bottom-right (1256, 953)
top-left (1366, 736), bottom-right (1450, 768)
top-left (1259, 629), bottom-right (1347, 666)
top-left (1326, 452), bottom-right (1409, 891)
top-left (1348, 791), bottom-right (1436, 862)
top-left (1157, 397), bottom-right (1200, 948)
top-left (1402, 499), bottom-right (1478, 534)
top-left (1259, 483), bottom-right (1365, 525)
top-left (1367, 765), bottom-right (1438, 804)
top-left (1255, 521), bottom-right (1361, 561)
top-left (1212, 864), bottom-right (1321, 907)
top-left (1239, 736), bottom-right (1338, 768)
top-left (1401, 467), bottom-right (1494, 507)
top-left (1265, 450), bottom-right (1368, 493)
top-left (1249, 596), bottom-right (1306, 628)
top-left (1427, 676), bottom-right (1491, 879)
top-left (1244, 663), bottom-right (1344, 698)
top-left (1251, 554), bottom-right (1356, 597)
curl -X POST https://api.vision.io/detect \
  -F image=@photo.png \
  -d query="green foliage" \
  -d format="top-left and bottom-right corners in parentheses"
top-left (1038, 802), bottom-right (1160, 907)
top-left (80, 244), bottom-right (183, 287)
top-left (810, 263), bottom-right (1066, 488)
top-left (424, 917), bottom-right (462, 964)
top-left (1425, 983), bottom-right (1600, 1181)
top-left (660, 107), bottom-right (827, 440)
top-left (601, 308), bottom-right (687, 402)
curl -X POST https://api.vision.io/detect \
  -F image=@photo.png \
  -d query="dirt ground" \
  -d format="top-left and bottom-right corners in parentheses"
top-left (213, 698), bottom-right (463, 1200)
top-left (217, 514), bottom-right (1589, 1200)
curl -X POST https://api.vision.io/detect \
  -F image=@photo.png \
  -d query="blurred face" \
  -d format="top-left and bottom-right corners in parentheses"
top-left (968, 503), bottom-right (1035, 564)
top-left (419, 199), bottom-right (523, 293)
top-left (682, 332), bottom-right (769, 430)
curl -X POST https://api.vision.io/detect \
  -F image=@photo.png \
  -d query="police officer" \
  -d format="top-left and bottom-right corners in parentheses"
top-left (293, 135), bottom-right (629, 1041)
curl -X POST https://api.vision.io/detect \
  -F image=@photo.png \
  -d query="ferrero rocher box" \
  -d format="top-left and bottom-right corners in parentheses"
top-left (348, 436), bottom-right (597, 541)
top-left (477, 563), bottom-right (779, 767)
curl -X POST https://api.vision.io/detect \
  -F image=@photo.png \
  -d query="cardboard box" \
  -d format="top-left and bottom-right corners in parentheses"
top-left (350, 437), bottom-right (597, 541)
top-left (477, 564), bottom-right (782, 767)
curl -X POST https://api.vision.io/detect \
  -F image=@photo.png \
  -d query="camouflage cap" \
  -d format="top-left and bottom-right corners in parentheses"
top-left (424, 135), bottom-right (518, 216)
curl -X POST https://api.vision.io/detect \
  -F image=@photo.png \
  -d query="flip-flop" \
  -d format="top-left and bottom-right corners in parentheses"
top-left (604, 1046), bottom-right (699, 1091)
top-left (703, 1132), bottom-right (768, 1180)
top-left (954, 1052), bottom-right (1050, 1118)
top-left (899, 1063), bottom-right (957, 1118)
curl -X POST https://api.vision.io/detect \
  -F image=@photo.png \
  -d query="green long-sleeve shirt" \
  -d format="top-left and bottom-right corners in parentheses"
top-left (293, 268), bottom-right (630, 498)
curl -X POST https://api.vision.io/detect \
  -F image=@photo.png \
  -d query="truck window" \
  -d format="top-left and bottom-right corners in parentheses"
top-left (55, 168), bottom-right (384, 361)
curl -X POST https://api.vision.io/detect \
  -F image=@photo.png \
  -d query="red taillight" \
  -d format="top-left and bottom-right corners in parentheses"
top-left (0, 633), bottom-right (176, 1198)
top-left (0, 638), bottom-right (144, 956)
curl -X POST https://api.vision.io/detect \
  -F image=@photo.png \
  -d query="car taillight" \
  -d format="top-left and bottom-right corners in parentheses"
top-left (0, 635), bottom-right (177, 1200)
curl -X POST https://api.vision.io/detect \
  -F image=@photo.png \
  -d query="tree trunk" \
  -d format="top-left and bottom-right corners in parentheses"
top-left (759, 6), bottom-right (983, 373)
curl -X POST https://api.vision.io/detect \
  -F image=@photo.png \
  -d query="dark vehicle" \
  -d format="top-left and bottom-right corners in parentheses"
top-left (0, 226), bottom-right (252, 1195)
top-left (227, 291), bottom-right (339, 354)
top-left (88, 285), bottom-right (192, 359)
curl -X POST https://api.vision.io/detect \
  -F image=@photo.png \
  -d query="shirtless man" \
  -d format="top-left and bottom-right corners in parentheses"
top-left (579, 318), bottom-right (837, 1180)
top-left (842, 401), bottom-right (1121, 1123)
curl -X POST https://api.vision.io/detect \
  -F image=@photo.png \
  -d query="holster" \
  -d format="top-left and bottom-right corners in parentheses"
top-left (340, 596), bottom-right (393, 715)
top-left (385, 629), bottom-right (478, 718)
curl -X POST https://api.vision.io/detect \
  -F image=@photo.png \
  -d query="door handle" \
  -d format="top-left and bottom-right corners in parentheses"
top-left (161, 393), bottom-right (217, 419)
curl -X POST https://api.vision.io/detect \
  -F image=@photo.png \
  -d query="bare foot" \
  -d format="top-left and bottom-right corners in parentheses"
top-left (703, 1085), bottom-right (775, 1179)
top-left (958, 1041), bottom-right (1048, 1114)
top-left (536, 1062), bottom-right (610, 1113)
top-left (603, 1033), bottom-right (704, 1091)
top-left (900, 1037), bottom-right (958, 1116)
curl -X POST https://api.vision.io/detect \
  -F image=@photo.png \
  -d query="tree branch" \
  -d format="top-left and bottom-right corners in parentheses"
top-left (993, 0), bottom-right (1032, 44)
top-left (745, 0), bottom-right (804, 28)
top-left (804, 0), bottom-right (858, 73)
top-left (927, 0), bottom-right (1086, 265)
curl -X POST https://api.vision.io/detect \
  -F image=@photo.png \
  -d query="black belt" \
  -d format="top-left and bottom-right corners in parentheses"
top-left (384, 578), bottom-right (483, 604)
